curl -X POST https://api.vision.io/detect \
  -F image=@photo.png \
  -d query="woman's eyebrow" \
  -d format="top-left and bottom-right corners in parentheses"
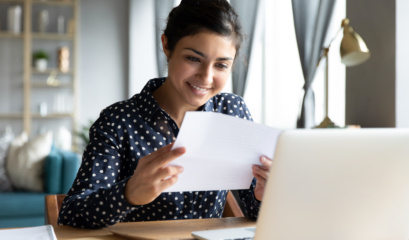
top-left (184, 48), bottom-right (234, 61)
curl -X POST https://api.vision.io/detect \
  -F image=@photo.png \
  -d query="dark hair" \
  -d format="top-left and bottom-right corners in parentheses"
top-left (164, 0), bottom-right (243, 58)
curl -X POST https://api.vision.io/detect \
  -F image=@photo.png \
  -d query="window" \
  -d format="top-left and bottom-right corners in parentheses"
top-left (243, 0), bottom-right (346, 129)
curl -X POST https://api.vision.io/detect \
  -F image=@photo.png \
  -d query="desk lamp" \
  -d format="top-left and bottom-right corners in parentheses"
top-left (315, 18), bottom-right (370, 128)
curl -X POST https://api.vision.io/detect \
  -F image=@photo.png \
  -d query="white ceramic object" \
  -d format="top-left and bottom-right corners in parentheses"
top-left (35, 59), bottom-right (48, 72)
top-left (38, 10), bottom-right (49, 33)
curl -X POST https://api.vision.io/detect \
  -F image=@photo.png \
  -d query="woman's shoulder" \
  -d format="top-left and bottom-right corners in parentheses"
top-left (208, 92), bottom-right (252, 120)
top-left (97, 79), bottom-right (163, 123)
top-left (98, 97), bottom-right (140, 120)
top-left (211, 92), bottom-right (246, 107)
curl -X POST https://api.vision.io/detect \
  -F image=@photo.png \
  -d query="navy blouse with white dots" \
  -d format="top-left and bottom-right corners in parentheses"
top-left (58, 78), bottom-right (261, 229)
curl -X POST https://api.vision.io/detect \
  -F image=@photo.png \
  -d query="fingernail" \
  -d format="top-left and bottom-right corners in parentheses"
top-left (176, 147), bottom-right (186, 154)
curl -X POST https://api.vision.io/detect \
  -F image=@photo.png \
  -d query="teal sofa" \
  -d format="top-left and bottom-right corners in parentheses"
top-left (0, 147), bottom-right (80, 228)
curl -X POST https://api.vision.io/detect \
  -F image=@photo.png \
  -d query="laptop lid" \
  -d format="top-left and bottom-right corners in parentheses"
top-left (255, 128), bottom-right (409, 240)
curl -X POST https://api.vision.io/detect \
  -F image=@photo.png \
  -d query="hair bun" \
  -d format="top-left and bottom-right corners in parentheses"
top-left (180, 0), bottom-right (200, 6)
top-left (164, 0), bottom-right (243, 55)
top-left (181, 0), bottom-right (226, 6)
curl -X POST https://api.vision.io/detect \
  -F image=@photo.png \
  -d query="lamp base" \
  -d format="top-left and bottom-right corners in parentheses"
top-left (314, 116), bottom-right (340, 128)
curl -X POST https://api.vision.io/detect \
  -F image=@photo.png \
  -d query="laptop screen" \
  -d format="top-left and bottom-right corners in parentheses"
top-left (255, 129), bottom-right (409, 240)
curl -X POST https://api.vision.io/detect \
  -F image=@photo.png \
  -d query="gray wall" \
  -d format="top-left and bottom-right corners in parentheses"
top-left (78, 0), bottom-right (129, 127)
top-left (129, 0), bottom-right (158, 96)
top-left (345, 0), bottom-right (396, 127)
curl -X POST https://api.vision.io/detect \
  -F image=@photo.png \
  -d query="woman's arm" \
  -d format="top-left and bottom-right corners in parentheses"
top-left (58, 110), bottom-right (136, 228)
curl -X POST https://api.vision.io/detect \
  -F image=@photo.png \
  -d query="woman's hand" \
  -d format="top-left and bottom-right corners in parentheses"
top-left (125, 143), bottom-right (185, 205)
top-left (252, 156), bottom-right (273, 201)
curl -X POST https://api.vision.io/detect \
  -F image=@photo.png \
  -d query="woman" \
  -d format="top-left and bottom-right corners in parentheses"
top-left (59, 0), bottom-right (272, 229)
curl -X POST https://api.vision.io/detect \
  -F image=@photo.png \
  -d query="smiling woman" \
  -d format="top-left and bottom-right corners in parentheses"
top-left (58, 0), bottom-right (272, 229)
top-left (153, 32), bottom-right (237, 126)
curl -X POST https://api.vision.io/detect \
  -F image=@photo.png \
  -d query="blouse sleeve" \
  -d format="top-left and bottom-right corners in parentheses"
top-left (235, 96), bottom-right (261, 219)
top-left (238, 179), bottom-right (261, 219)
top-left (58, 109), bottom-right (139, 229)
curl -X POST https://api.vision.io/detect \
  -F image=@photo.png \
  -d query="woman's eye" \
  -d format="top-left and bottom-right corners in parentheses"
top-left (187, 56), bottom-right (200, 63)
top-left (215, 63), bottom-right (228, 69)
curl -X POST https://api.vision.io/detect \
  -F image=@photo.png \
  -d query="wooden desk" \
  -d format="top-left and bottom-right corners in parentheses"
top-left (54, 217), bottom-right (256, 240)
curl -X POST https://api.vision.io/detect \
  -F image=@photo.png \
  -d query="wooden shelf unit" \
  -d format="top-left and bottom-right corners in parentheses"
top-left (0, 113), bottom-right (24, 119)
top-left (0, 31), bottom-right (24, 38)
top-left (30, 81), bottom-right (73, 88)
top-left (31, 32), bottom-right (74, 40)
top-left (31, 112), bottom-right (74, 118)
top-left (0, 0), bottom-right (79, 148)
top-left (0, 0), bottom-right (24, 3)
top-left (31, 68), bottom-right (74, 75)
top-left (32, 0), bottom-right (73, 6)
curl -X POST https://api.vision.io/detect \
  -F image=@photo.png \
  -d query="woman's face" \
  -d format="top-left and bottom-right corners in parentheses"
top-left (162, 31), bottom-right (236, 109)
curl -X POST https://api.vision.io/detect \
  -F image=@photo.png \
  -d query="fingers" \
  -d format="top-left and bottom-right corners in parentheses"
top-left (160, 174), bottom-right (180, 190)
top-left (252, 164), bottom-right (269, 180)
top-left (260, 156), bottom-right (273, 168)
top-left (125, 143), bottom-right (186, 205)
top-left (157, 165), bottom-right (184, 182)
top-left (142, 143), bottom-right (186, 169)
top-left (144, 142), bottom-right (174, 160)
top-left (140, 143), bottom-right (186, 186)
top-left (154, 146), bottom-right (186, 168)
top-left (252, 156), bottom-right (272, 179)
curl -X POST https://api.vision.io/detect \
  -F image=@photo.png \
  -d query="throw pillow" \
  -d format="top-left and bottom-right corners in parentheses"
top-left (0, 128), bottom-right (15, 191)
top-left (7, 131), bottom-right (53, 192)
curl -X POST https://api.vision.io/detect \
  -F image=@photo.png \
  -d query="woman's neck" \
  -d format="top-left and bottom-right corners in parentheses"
top-left (152, 80), bottom-right (198, 128)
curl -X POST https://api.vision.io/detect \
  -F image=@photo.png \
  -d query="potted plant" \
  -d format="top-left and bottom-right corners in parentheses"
top-left (75, 119), bottom-right (94, 153)
top-left (33, 50), bottom-right (49, 72)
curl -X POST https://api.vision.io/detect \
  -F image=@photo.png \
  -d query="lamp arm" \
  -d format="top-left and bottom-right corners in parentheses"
top-left (317, 27), bottom-right (343, 67)
top-left (326, 27), bottom-right (343, 49)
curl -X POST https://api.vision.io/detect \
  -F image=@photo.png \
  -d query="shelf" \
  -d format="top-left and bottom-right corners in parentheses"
top-left (0, 0), bottom-right (24, 3)
top-left (0, 31), bottom-right (24, 38)
top-left (0, 0), bottom-right (78, 140)
top-left (31, 81), bottom-right (73, 88)
top-left (0, 113), bottom-right (24, 119)
top-left (32, 0), bottom-right (73, 6)
top-left (31, 68), bottom-right (74, 75)
top-left (32, 112), bottom-right (74, 119)
top-left (31, 33), bottom-right (74, 40)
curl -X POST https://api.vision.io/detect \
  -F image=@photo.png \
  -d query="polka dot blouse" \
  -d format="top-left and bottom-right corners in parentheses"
top-left (58, 78), bottom-right (261, 229)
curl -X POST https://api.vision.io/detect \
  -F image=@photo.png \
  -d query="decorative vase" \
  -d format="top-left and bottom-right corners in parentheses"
top-left (35, 59), bottom-right (48, 72)
top-left (38, 10), bottom-right (49, 33)
top-left (57, 15), bottom-right (65, 34)
top-left (7, 5), bottom-right (22, 34)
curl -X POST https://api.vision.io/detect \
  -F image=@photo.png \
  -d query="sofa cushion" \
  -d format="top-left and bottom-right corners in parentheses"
top-left (0, 128), bottom-right (14, 191)
top-left (44, 146), bottom-right (63, 194)
top-left (0, 192), bottom-right (47, 217)
top-left (60, 149), bottom-right (81, 193)
top-left (7, 131), bottom-right (52, 192)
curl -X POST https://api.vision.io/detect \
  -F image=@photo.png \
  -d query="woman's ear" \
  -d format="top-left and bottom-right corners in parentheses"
top-left (161, 34), bottom-right (171, 60)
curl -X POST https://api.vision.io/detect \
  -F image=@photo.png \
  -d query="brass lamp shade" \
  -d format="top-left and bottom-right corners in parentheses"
top-left (340, 18), bottom-right (370, 67)
top-left (315, 18), bottom-right (370, 128)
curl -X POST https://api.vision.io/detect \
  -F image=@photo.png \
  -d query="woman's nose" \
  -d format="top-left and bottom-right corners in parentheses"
top-left (197, 64), bottom-right (213, 84)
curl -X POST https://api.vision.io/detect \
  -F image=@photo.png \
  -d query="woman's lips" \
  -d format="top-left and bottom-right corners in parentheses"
top-left (188, 82), bottom-right (209, 94)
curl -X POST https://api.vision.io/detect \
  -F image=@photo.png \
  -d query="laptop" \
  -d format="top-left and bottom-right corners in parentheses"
top-left (192, 128), bottom-right (409, 240)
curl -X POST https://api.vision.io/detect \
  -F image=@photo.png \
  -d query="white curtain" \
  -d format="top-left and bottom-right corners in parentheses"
top-left (292, 0), bottom-right (337, 128)
top-left (230, 0), bottom-right (261, 97)
top-left (154, 0), bottom-right (176, 78)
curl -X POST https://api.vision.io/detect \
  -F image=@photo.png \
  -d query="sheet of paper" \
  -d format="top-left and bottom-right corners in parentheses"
top-left (0, 225), bottom-right (57, 240)
top-left (167, 111), bottom-right (282, 192)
